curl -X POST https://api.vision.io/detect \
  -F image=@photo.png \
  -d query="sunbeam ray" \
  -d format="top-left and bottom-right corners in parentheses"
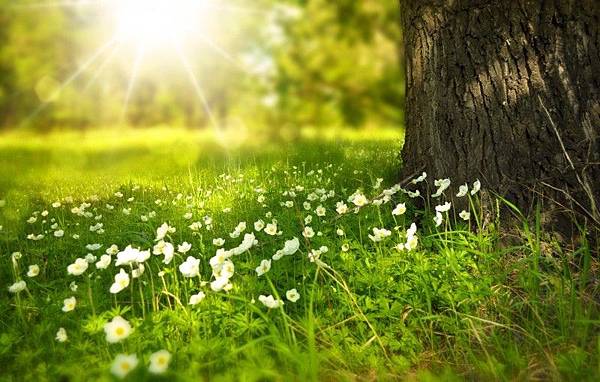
top-left (83, 43), bottom-right (120, 91)
top-left (201, 0), bottom-right (270, 16)
top-left (196, 33), bottom-right (248, 73)
top-left (21, 38), bottom-right (116, 126)
top-left (9, 0), bottom-right (106, 10)
top-left (173, 43), bottom-right (219, 130)
top-left (120, 45), bottom-right (145, 123)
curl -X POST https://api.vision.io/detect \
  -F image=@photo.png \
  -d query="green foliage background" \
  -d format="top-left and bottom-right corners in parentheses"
top-left (0, 0), bottom-right (402, 130)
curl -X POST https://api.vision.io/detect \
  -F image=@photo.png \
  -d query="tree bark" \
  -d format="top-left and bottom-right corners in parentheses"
top-left (400, 0), bottom-right (600, 222)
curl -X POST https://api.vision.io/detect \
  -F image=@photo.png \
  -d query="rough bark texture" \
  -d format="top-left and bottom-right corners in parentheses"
top-left (401, 0), bottom-right (600, 222)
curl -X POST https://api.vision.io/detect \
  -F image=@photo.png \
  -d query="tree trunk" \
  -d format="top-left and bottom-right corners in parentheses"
top-left (400, 0), bottom-right (600, 223)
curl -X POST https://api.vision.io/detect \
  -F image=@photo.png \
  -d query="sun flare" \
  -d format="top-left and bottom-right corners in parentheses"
top-left (114, 0), bottom-right (204, 48)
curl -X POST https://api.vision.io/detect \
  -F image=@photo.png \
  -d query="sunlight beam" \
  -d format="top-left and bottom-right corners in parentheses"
top-left (196, 34), bottom-right (248, 73)
top-left (21, 39), bottom-right (116, 125)
top-left (9, 0), bottom-right (106, 10)
top-left (173, 43), bottom-right (219, 129)
top-left (120, 45), bottom-right (145, 123)
top-left (201, 0), bottom-right (270, 16)
top-left (83, 43), bottom-right (120, 91)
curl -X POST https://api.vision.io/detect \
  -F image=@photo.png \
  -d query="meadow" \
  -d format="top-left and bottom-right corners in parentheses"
top-left (0, 127), bottom-right (598, 381)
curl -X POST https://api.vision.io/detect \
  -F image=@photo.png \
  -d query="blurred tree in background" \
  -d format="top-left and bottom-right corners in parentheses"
top-left (0, 0), bottom-right (402, 131)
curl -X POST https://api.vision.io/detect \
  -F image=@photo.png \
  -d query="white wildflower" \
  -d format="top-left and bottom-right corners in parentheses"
top-left (459, 210), bottom-right (471, 220)
top-left (109, 269), bottom-right (130, 294)
top-left (67, 258), bottom-right (89, 276)
top-left (392, 203), bottom-right (406, 216)
top-left (432, 178), bottom-right (451, 198)
top-left (435, 202), bottom-right (452, 213)
top-left (148, 350), bottom-right (171, 374)
top-left (188, 292), bottom-right (206, 306)
top-left (27, 264), bottom-right (40, 277)
top-left (254, 219), bottom-right (265, 232)
top-left (104, 316), bottom-right (133, 343)
top-left (264, 223), bottom-right (278, 236)
top-left (286, 288), bottom-right (300, 302)
top-left (55, 327), bottom-right (68, 342)
top-left (111, 354), bottom-right (138, 379)
top-left (456, 184), bottom-right (468, 197)
top-left (62, 296), bottom-right (76, 312)
top-left (96, 255), bottom-right (111, 270)
top-left (258, 294), bottom-right (284, 309)
top-left (255, 259), bottom-right (271, 276)
top-left (302, 226), bottom-right (315, 238)
top-left (179, 256), bottom-right (200, 278)
top-left (177, 242), bottom-right (192, 254)
top-left (369, 227), bottom-right (392, 242)
top-left (8, 280), bottom-right (26, 293)
top-left (434, 211), bottom-right (443, 227)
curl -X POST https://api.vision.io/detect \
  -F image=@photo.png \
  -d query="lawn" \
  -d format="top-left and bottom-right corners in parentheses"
top-left (0, 127), bottom-right (597, 381)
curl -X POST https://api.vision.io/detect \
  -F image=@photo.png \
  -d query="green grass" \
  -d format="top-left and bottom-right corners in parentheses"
top-left (0, 127), bottom-right (598, 381)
